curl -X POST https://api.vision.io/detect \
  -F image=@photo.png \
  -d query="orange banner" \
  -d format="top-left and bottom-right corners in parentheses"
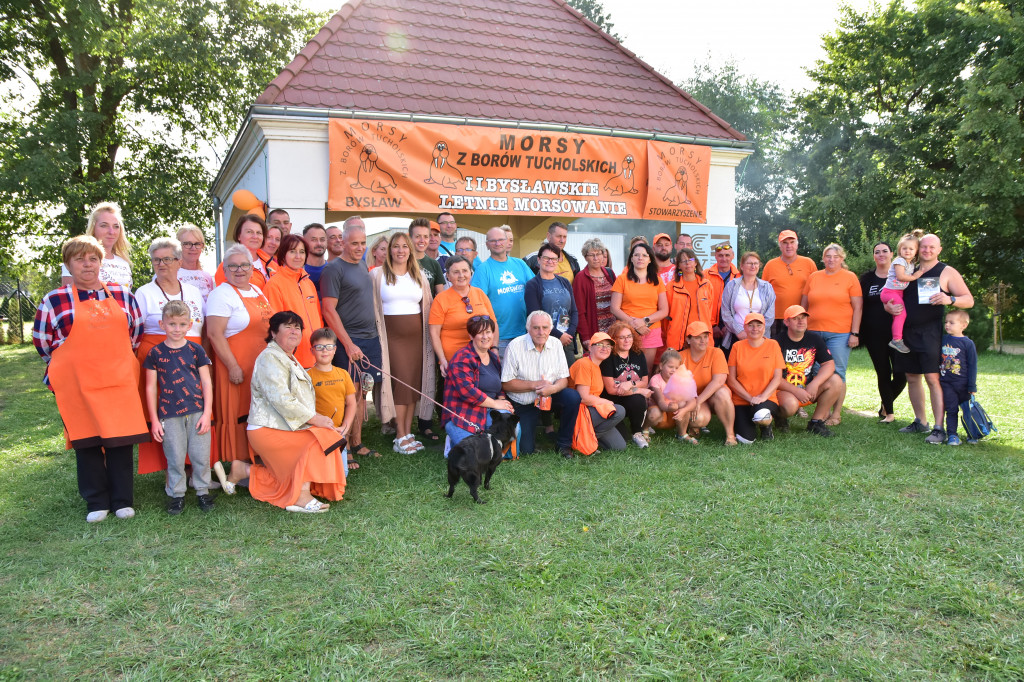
top-left (328, 120), bottom-right (710, 223)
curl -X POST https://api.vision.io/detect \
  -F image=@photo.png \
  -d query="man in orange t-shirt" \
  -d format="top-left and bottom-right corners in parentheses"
top-left (763, 230), bottom-right (818, 338)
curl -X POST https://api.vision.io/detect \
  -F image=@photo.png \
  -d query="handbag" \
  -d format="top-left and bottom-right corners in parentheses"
top-left (959, 396), bottom-right (997, 441)
top-left (573, 404), bottom-right (599, 456)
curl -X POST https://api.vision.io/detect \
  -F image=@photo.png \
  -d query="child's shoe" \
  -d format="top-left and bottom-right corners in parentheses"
top-left (196, 494), bottom-right (215, 513)
top-left (888, 339), bottom-right (910, 354)
top-left (167, 497), bottom-right (185, 515)
top-left (946, 433), bottom-right (962, 446)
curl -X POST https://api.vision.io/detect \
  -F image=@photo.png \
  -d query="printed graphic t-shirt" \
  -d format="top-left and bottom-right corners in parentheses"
top-left (143, 340), bottom-right (211, 419)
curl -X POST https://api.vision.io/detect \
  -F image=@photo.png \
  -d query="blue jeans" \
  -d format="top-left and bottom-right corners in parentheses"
top-left (813, 330), bottom-right (852, 381)
top-left (512, 388), bottom-right (582, 453)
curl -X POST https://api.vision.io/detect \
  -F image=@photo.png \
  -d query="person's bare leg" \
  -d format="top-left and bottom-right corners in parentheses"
top-left (825, 380), bottom-right (847, 426)
top-left (643, 347), bottom-right (657, 372)
top-left (811, 375), bottom-right (842, 421)
top-left (925, 372), bottom-right (944, 428)
top-left (350, 392), bottom-right (364, 447)
top-left (295, 481), bottom-right (327, 510)
top-left (710, 386), bottom-right (736, 443)
top-left (778, 392), bottom-right (800, 419)
top-left (906, 373), bottom-right (928, 424)
top-left (644, 406), bottom-right (664, 432)
top-left (394, 404), bottom-right (413, 439)
top-left (226, 460), bottom-right (250, 484)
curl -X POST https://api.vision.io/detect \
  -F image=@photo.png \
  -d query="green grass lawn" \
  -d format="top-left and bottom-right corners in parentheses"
top-left (1, 343), bottom-right (1022, 680)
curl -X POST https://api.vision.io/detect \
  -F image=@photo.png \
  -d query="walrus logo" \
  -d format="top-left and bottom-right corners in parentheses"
top-left (604, 155), bottom-right (637, 196)
top-left (662, 166), bottom-right (692, 206)
top-left (352, 144), bottom-right (397, 195)
top-left (424, 141), bottom-right (464, 189)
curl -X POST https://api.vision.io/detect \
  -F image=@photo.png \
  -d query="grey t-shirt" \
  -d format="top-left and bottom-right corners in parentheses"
top-left (320, 257), bottom-right (378, 339)
top-left (419, 256), bottom-right (444, 291)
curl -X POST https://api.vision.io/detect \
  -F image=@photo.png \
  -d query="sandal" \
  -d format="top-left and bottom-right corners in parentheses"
top-left (213, 461), bottom-right (235, 495)
top-left (393, 434), bottom-right (419, 455)
top-left (676, 433), bottom-right (699, 445)
top-left (347, 459), bottom-right (360, 470)
top-left (417, 426), bottom-right (441, 442)
top-left (350, 443), bottom-right (381, 458)
top-left (286, 498), bottom-right (329, 513)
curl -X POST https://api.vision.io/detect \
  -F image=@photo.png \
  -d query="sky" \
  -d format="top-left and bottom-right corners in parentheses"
top-left (299, 0), bottom-right (882, 94)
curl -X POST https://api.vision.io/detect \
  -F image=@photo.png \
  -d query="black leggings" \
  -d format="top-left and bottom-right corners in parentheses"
top-left (606, 393), bottom-right (648, 439)
top-left (734, 401), bottom-right (780, 442)
top-left (863, 334), bottom-right (906, 415)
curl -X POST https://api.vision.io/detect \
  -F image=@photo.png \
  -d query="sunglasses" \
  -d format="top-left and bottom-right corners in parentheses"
top-left (461, 296), bottom-right (473, 314)
top-left (714, 244), bottom-right (732, 252)
top-left (469, 315), bottom-right (492, 324)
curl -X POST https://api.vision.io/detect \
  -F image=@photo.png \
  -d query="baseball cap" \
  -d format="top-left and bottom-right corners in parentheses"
top-left (778, 229), bottom-right (798, 242)
top-left (744, 312), bottom-right (766, 325)
top-left (654, 233), bottom-right (672, 244)
top-left (589, 332), bottom-right (613, 346)
top-left (429, 221), bottom-right (440, 233)
top-left (686, 321), bottom-right (711, 337)
top-left (784, 304), bottom-right (808, 320)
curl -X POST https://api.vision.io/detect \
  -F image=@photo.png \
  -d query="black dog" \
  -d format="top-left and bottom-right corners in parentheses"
top-left (445, 410), bottom-right (519, 504)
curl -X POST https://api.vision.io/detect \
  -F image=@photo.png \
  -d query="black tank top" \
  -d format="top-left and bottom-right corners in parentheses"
top-left (903, 261), bottom-right (947, 344)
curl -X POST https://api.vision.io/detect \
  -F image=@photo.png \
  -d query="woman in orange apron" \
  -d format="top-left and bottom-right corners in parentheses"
top-left (33, 236), bottom-right (148, 523)
top-left (206, 245), bottom-right (274, 485)
top-left (134, 237), bottom-right (208, 475)
top-left (221, 311), bottom-right (347, 513)
top-left (214, 214), bottom-right (276, 289)
top-left (262, 233), bottom-right (323, 369)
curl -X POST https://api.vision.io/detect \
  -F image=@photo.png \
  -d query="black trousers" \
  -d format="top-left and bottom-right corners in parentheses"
top-left (863, 334), bottom-right (906, 415)
top-left (734, 401), bottom-right (780, 442)
top-left (75, 445), bottom-right (134, 512)
top-left (606, 393), bottom-right (648, 439)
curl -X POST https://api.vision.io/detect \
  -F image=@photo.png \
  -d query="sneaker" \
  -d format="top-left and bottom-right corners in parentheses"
top-left (967, 438), bottom-right (979, 445)
top-left (899, 419), bottom-right (930, 434)
top-left (760, 424), bottom-right (774, 441)
top-left (632, 432), bottom-right (650, 448)
top-left (114, 507), bottom-right (135, 519)
top-left (776, 418), bottom-right (790, 434)
top-left (167, 497), bottom-right (185, 516)
top-left (86, 510), bottom-right (109, 523)
top-left (807, 419), bottom-right (835, 438)
top-left (946, 433), bottom-right (962, 446)
top-left (925, 428), bottom-right (947, 445)
top-left (736, 434), bottom-right (755, 445)
top-left (889, 339), bottom-right (911, 354)
top-left (557, 446), bottom-right (574, 459)
top-left (196, 494), bottom-right (216, 512)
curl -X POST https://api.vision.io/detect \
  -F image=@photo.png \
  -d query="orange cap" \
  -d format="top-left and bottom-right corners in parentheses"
top-left (744, 312), bottom-right (766, 325)
top-left (589, 332), bottom-right (613, 346)
top-left (686, 321), bottom-right (711, 337)
top-left (778, 229), bottom-right (798, 242)
top-left (654, 233), bottom-right (673, 244)
top-left (784, 304), bottom-right (808, 319)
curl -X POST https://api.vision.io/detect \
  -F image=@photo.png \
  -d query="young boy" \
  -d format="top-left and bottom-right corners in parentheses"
top-left (939, 309), bottom-right (978, 446)
top-left (645, 349), bottom-right (698, 443)
top-left (306, 328), bottom-right (359, 471)
top-left (144, 301), bottom-right (214, 514)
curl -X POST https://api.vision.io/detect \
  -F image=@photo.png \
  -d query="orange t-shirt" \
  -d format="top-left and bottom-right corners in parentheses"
top-left (569, 357), bottom-right (604, 397)
top-left (802, 269), bottom-right (862, 333)
top-left (307, 365), bottom-right (356, 427)
top-left (763, 255), bottom-right (818, 313)
top-left (681, 346), bottom-right (728, 393)
top-left (728, 339), bottom-right (784, 405)
top-left (428, 286), bottom-right (498, 361)
top-left (611, 276), bottom-right (665, 330)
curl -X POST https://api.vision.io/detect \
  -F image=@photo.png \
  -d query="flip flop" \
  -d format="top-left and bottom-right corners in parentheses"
top-left (417, 426), bottom-right (442, 442)
top-left (347, 459), bottom-right (360, 470)
top-left (286, 498), bottom-right (329, 513)
top-left (350, 443), bottom-right (380, 458)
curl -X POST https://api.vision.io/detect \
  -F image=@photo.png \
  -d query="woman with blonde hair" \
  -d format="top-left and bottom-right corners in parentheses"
top-left (370, 232), bottom-right (436, 454)
top-left (176, 225), bottom-right (215, 299)
top-left (367, 234), bottom-right (388, 270)
top-left (60, 201), bottom-right (133, 288)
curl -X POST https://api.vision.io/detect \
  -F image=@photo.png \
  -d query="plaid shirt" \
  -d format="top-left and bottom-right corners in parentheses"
top-left (441, 344), bottom-right (504, 431)
top-left (33, 284), bottom-right (143, 390)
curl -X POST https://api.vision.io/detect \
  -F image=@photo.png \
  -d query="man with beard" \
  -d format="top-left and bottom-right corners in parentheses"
top-left (302, 223), bottom-right (329, 292)
top-left (526, 222), bottom-right (580, 281)
top-left (325, 225), bottom-right (343, 262)
top-left (653, 233), bottom-right (675, 286)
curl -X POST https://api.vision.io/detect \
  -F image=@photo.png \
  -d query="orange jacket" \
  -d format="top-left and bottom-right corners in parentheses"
top-left (214, 249), bottom-right (278, 289)
top-left (262, 264), bottom-right (323, 368)
top-left (706, 264), bottom-right (740, 325)
top-left (664, 275), bottom-right (715, 350)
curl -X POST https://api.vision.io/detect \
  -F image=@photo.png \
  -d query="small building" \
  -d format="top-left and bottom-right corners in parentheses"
top-left (211, 0), bottom-right (752, 265)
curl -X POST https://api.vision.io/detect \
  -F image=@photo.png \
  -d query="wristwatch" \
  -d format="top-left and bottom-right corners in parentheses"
top-left (851, 331), bottom-right (860, 337)
top-left (949, 295), bottom-right (957, 306)
top-left (643, 316), bottom-right (651, 325)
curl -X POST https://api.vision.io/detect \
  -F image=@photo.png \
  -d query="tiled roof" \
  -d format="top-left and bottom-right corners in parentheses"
top-left (256, 0), bottom-right (746, 142)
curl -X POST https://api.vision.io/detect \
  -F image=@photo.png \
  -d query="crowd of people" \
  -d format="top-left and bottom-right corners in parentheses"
top-left (33, 203), bottom-right (978, 523)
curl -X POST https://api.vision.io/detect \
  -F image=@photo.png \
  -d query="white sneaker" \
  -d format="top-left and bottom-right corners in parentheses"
top-left (632, 432), bottom-right (650, 448)
top-left (114, 507), bottom-right (135, 519)
top-left (735, 434), bottom-right (755, 445)
top-left (86, 510), bottom-right (109, 523)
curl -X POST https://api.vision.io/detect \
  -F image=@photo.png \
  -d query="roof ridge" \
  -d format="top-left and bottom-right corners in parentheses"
top-left (549, 0), bottom-right (746, 141)
top-left (257, 0), bottom-right (363, 105)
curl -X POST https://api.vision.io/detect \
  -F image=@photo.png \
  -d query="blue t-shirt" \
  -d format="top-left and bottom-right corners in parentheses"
top-left (143, 341), bottom-right (212, 419)
top-left (439, 241), bottom-right (457, 257)
top-left (478, 357), bottom-right (502, 398)
top-left (940, 334), bottom-right (977, 392)
top-left (471, 256), bottom-right (534, 340)
top-left (304, 262), bottom-right (327, 292)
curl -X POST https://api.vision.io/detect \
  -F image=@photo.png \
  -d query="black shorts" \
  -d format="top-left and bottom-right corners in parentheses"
top-left (893, 323), bottom-right (941, 375)
top-left (333, 335), bottom-right (383, 385)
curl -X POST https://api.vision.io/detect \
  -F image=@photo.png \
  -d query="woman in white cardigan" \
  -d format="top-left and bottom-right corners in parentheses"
top-left (719, 251), bottom-right (776, 352)
top-left (218, 311), bottom-right (348, 513)
top-left (370, 232), bottom-right (436, 455)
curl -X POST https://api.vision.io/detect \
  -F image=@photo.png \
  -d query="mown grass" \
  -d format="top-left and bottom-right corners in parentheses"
top-left (1, 343), bottom-right (1022, 680)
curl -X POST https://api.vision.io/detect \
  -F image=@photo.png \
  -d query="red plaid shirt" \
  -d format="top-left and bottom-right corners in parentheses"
top-left (441, 344), bottom-right (505, 432)
top-left (33, 284), bottom-right (143, 390)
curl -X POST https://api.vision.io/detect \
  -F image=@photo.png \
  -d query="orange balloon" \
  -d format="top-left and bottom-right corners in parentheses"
top-left (232, 189), bottom-right (266, 219)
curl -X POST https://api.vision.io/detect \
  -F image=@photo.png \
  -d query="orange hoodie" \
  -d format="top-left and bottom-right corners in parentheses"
top-left (262, 264), bottom-right (323, 368)
top-left (706, 264), bottom-right (740, 325)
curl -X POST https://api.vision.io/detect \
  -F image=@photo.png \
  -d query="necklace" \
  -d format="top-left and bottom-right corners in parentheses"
top-left (155, 279), bottom-right (183, 302)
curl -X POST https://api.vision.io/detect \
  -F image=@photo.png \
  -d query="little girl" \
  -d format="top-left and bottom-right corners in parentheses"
top-left (880, 229), bottom-right (925, 354)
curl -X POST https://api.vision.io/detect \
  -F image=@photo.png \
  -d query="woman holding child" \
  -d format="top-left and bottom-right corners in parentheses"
top-left (34, 235), bottom-right (147, 523)
top-left (223, 312), bottom-right (348, 513)
top-left (860, 241), bottom-right (906, 423)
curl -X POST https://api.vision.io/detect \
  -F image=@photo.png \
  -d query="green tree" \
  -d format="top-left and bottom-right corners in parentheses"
top-left (567, 0), bottom-right (621, 41)
top-left (0, 0), bottom-right (325, 272)
top-left (791, 0), bottom-right (1024, 337)
top-left (682, 60), bottom-right (797, 257)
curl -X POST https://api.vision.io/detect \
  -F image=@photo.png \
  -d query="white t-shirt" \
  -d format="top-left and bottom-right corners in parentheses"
top-left (206, 283), bottom-right (266, 338)
top-left (732, 283), bottom-right (761, 323)
top-left (178, 268), bottom-right (215, 300)
top-left (61, 254), bottom-right (133, 289)
top-left (135, 281), bottom-right (206, 337)
top-left (884, 256), bottom-right (915, 291)
top-left (380, 272), bottom-right (423, 316)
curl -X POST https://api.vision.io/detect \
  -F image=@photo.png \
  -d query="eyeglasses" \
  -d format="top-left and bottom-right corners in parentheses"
top-left (714, 244), bottom-right (732, 252)
top-left (461, 296), bottom-right (473, 314)
top-left (456, 247), bottom-right (476, 254)
top-left (615, 333), bottom-right (634, 340)
top-left (539, 256), bottom-right (559, 263)
top-left (313, 344), bottom-right (336, 351)
top-left (226, 263), bottom-right (252, 272)
top-left (438, 220), bottom-right (456, 226)
top-left (680, 257), bottom-right (696, 263)
top-left (592, 342), bottom-right (613, 349)
top-left (180, 241), bottom-right (204, 249)
top-left (151, 257), bottom-right (179, 265)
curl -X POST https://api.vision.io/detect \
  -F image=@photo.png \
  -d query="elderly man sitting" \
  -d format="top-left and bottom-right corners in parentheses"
top-left (776, 305), bottom-right (844, 437)
top-left (501, 311), bottom-right (582, 458)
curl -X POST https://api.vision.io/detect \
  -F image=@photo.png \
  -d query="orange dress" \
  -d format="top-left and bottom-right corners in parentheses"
top-left (248, 426), bottom-right (346, 507)
top-left (262, 265), bottom-right (322, 368)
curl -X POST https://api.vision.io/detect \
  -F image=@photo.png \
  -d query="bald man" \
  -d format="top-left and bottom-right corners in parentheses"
top-left (471, 227), bottom-right (535, 355)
